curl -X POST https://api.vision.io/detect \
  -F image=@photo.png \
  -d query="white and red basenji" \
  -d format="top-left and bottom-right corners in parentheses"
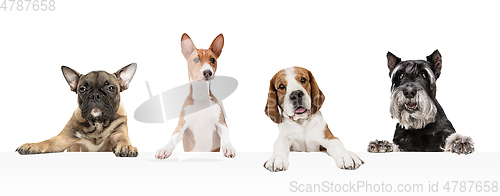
top-left (155, 33), bottom-right (236, 159)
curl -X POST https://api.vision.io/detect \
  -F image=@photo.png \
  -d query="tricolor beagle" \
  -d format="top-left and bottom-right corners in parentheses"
top-left (155, 33), bottom-right (236, 159)
top-left (264, 67), bottom-right (364, 171)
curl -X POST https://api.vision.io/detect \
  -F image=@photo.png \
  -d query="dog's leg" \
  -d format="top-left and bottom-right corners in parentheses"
top-left (16, 133), bottom-right (78, 155)
top-left (155, 121), bottom-right (188, 159)
top-left (444, 133), bottom-right (474, 155)
top-left (215, 122), bottom-right (236, 158)
top-left (109, 124), bottom-right (138, 157)
top-left (264, 136), bottom-right (291, 172)
top-left (367, 139), bottom-right (400, 153)
top-left (321, 139), bottom-right (364, 170)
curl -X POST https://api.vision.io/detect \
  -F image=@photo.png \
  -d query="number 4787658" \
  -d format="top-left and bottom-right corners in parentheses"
top-left (1, 0), bottom-right (55, 11)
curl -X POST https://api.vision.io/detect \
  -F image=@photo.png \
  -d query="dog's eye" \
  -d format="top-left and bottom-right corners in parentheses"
top-left (301, 77), bottom-right (307, 84)
top-left (422, 73), bottom-right (427, 79)
top-left (193, 57), bottom-right (200, 63)
top-left (210, 58), bottom-right (216, 64)
top-left (278, 84), bottom-right (285, 90)
top-left (107, 86), bottom-right (116, 92)
top-left (79, 86), bottom-right (86, 93)
top-left (399, 73), bottom-right (404, 80)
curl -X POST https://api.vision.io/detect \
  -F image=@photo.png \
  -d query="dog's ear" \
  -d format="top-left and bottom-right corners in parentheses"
top-left (61, 66), bottom-right (82, 93)
top-left (181, 33), bottom-right (197, 59)
top-left (265, 74), bottom-right (282, 124)
top-left (426, 50), bottom-right (442, 78)
top-left (115, 63), bottom-right (137, 92)
top-left (209, 34), bottom-right (224, 58)
top-left (308, 69), bottom-right (325, 115)
top-left (387, 51), bottom-right (401, 76)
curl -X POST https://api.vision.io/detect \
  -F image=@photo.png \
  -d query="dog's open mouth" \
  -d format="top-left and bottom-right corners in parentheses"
top-left (295, 107), bottom-right (307, 114)
top-left (404, 102), bottom-right (418, 112)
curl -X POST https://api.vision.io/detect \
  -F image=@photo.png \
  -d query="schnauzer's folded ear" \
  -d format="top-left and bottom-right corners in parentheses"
top-left (265, 75), bottom-right (282, 124)
top-left (308, 69), bottom-right (325, 115)
top-left (115, 63), bottom-right (137, 92)
top-left (209, 34), bottom-right (224, 58)
top-left (61, 66), bottom-right (82, 93)
top-left (387, 51), bottom-right (401, 76)
top-left (426, 50), bottom-right (442, 78)
top-left (181, 33), bottom-right (197, 59)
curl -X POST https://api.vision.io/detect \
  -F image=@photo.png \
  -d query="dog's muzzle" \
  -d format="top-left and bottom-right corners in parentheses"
top-left (290, 90), bottom-right (307, 114)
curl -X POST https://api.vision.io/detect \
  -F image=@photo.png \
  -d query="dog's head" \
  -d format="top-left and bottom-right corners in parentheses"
top-left (387, 50), bottom-right (442, 129)
top-left (181, 33), bottom-right (224, 82)
top-left (265, 67), bottom-right (325, 123)
top-left (61, 63), bottom-right (137, 126)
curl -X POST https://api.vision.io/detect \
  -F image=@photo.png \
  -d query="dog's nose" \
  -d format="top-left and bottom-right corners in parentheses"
top-left (203, 69), bottom-right (213, 79)
top-left (89, 93), bottom-right (101, 101)
top-left (290, 90), bottom-right (304, 104)
top-left (403, 88), bottom-right (416, 98)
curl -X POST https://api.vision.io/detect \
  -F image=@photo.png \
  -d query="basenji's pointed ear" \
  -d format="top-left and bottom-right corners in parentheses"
top-left (426, 50), bottom-right (442, 78)
top-left (209, 34), bottom-right (224, 58)
top-left (115, 63), bottom-right (137, 92)
top-left (387, 51), bottom-right (401, 77)
top-left (181, 33), bottom-right (197, 59)
top-left (61, 66), bottom-right (82, 93)
top-left (265, 74), bottom-right (282, 124)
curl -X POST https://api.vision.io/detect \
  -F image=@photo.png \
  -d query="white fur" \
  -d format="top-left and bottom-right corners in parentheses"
top-left (283, 68), bottom-right (312, 118)
top-left (264, 68), bottom-right (363, 171)
top-left (156, 81), bottom-right (235, 159)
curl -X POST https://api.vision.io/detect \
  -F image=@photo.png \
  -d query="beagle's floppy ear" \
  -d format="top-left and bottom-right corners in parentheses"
top-left (181, 33), bottom-right (197, 59)
top-left (308, 70), bottom-right (325, 115)
top-left (264, 74), bottom-right (282, 124)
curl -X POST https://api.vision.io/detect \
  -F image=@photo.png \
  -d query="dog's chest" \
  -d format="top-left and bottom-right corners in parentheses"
top-left (183, 100), bottom-right (221, 150)
top-left (75, 123), bottom-right (111, 151)
top-left (279, 114), bottom-right (327, 152)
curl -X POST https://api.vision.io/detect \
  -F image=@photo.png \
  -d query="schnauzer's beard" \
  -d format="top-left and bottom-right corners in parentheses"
top-left (390, 89), bottom-right (437, 129)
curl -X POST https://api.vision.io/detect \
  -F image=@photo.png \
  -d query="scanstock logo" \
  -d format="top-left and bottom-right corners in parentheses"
top-left (134, 76), bottom-right (238, 123)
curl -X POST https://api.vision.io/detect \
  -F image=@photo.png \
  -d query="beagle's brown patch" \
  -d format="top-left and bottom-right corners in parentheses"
top-left (265, 69), bottom-right (287, 124)
top-left (324, 124), bottom-right (338, 140)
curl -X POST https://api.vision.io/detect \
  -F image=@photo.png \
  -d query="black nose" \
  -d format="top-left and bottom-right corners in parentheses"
top-left (203, 70), bottom-right (213, 79)
top-left (89, 93), bottom-right (101, 101)
top-left (403, 88), bottom-right (416, 98)
top-left (290, 90), bottom-right (304, 104)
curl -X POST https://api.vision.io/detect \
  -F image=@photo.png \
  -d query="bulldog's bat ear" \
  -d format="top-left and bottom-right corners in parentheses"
top-left (61, 66), bottom-right (82, 92)
top-left (387, 51), bottom-right (401, 76)
top-left (209, 34), bottom-right (224, 58)
top-left (115, 63), bottom-right (137, 92)
top-left (181, 33), bottom-right (197, 59)
top-left (426, 50), bottom-right (442, 78)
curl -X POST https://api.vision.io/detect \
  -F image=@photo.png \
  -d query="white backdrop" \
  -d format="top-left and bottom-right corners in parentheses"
top-left (0, 0), bottom-right (499, 153)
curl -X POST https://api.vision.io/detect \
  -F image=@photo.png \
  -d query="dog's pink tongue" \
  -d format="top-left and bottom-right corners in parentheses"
top-left (295, 107), bottom-right (306, 114)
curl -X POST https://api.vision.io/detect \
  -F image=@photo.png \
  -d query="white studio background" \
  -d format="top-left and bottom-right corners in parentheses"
top-left (0, 0), bottom-right (499, 154)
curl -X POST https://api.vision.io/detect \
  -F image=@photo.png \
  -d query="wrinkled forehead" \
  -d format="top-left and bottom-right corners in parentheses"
top-left (79, 71), bottom-right (118, 87)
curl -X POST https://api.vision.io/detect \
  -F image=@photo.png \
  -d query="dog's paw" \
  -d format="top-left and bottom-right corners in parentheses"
top-left (155, 147), bottom-right (173, 159)
top-left (16, 143), bottom-right (44, 155)
top-left (367, 140), bottom-right (398, 153)
top-left (444, 133), bottom-right (474, 155)
top-left (263, 154), bottom-right (289, 172)
top-left (222, 144), bottom-right (236, 158)
top-left (113, 144), bottom-right (138, 157)
top-left (332, 151), bottom-right (364, 170)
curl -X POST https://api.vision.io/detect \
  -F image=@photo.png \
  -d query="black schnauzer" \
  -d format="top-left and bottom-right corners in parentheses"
top-left (368, 50), bottom-right (474, 155)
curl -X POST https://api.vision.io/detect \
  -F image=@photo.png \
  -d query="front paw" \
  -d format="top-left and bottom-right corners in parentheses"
top-left (16, 143), bottom-right (44, 155)
top-left (222, 144), bottom-right (236, 158)
top-left (332, 151), bottom-right (364, 170)
top-left (155, 147), bottom-right (173, 159)
top-left (445, 133), bottom-right (474, 155)
top-left (367, 140), bottom-right (397, 153)
top-left (114, 144), bottom-right (138, 157)
top-left (263, 153), bottom-right (289, 172)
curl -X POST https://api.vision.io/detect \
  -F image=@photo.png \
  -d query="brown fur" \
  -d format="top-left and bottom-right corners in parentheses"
top-left (323, 124), bottom-right (338, 140)
top-left (17, 65), bottom-right (137, 157)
